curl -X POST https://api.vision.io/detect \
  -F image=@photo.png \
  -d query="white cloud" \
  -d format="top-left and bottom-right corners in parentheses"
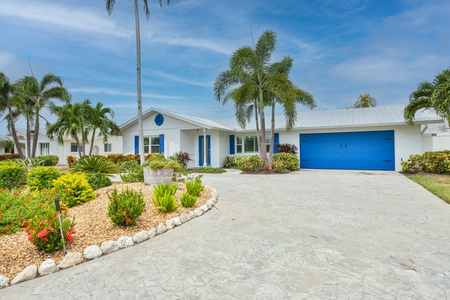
top-left (69, 87), bottom-right (184, 100)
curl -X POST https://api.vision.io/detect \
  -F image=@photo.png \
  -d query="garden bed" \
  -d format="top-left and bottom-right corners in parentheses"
top-left (0, 182), bottom-right (212, 280)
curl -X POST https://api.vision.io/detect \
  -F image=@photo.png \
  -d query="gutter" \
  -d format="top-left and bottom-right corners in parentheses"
top-left (421, 124), bottom-right (428, 135)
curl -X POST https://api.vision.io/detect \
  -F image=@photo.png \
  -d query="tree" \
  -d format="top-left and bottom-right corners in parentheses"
top-left (404, 68), bottom-right (450, 128)
top-left (85, 101), bottom-right (121, 156)
top-left (15, 74), bottom-right (71, 158)
top-left (0, 72), bottom-right (25, 158)
top-left (352, 93), bottom-right (377, 108)
top-left (215, 30), bottom-right (315, 167)
top-left (106, 0), bottom-right (170, 164)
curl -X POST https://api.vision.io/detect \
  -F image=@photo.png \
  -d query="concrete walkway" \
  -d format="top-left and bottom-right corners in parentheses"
top-left (1, 170), bottom-right (449, 299)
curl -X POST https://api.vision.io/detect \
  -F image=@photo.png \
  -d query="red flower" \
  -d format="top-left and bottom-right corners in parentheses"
top-left (39, 220), bottom-right (46, 226)
top-left (69, 227), bottom-right (76, 234)
top-left (65, 234), bottom-right (73, 241)
top-left (122, 210), bottom-right (127, 215)
top-left (17, 211), bottom-right (21, 217)
top-left (43, 237), bottom-right (48, 242)
top-left (125, 218), bottom-right (131, 223)
top-left (37, 229), bottom-right (49, 239)
top-left (28, 235), bottom-right (33, 241)
top-left (49, 226), bottom-right (54, 233)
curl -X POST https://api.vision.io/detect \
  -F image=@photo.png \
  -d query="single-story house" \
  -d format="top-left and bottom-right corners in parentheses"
top-left (15, 105), bottom-right (447, 171)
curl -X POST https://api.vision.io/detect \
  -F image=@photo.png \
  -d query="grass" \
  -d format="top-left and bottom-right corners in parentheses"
top-left (191, 166), bottom-right (226, 174)
top-left (405, 173), bottom-right (450, 204)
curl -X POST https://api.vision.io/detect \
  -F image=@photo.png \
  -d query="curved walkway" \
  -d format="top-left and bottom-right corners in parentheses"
top-left (1, 170), bottom-right (449, 299)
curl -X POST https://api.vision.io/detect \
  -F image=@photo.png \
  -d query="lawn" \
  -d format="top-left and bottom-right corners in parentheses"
top-left (405, 173), bottom-right (450, 204)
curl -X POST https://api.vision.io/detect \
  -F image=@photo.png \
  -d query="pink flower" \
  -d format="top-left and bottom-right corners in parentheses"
top-left (125, 218), bottom-right (131, 223)
top-left (37, 229), bottom-right (49, 239)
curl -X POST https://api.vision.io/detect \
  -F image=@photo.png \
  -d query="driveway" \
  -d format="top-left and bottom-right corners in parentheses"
top-left (1, 170), bottom-right (449, 299)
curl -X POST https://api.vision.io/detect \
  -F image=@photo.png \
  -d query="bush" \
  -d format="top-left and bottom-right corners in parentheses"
top-left (145, 157), bottom-right (182, 171)
top-left (185, 176), bottom-right (204, 197)
top-left (25, 208), bottom-right (75, 253)
top-left (152, 183), bottom-right (179, 212)
top-left (70, 156), bottom-right (119, 174)
top-left (273, 152), bottom-right (299, 171)
top-left (0, 161), bottom-right (26, 189)
top-left (67, 156), bottom-right (77, 166)
top-left (86, 172), bottom-right (112, 190)
top-left (402, 151), bottom-right (450, 174)
top-left (0, 154), bottom-right (20, 161)
top-left (53, 173), bottom-right (96, 207)
top-left (223, 156), bottom-right (236, 168)
top-left (242, 155), bottom-right (265, 172)
top-left (180, 193), bottom-right (197, 207)
top-left (34, 155), bottom-right (59, 166)
top-left (277, 143), bottom-right (298, 154)
top-left (223, 156), bottom-right (248, 170)
top-left (120, 160), bottom-right (143, 183)
top-left (27, 166), bottom-right (62, 190)
top-left (107, 187), bottom-right (145, 226)
top-left (171, 151), bottom-right (193, 168)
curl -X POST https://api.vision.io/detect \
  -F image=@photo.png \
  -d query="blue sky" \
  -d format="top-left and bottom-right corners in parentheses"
top-left (1, 0), bottom-right (449, 134)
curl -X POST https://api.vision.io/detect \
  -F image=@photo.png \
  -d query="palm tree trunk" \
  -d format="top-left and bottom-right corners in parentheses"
top-left (254, 99), bottom-right (261, 152)
top-left (134, 0), bottom-right (145, 164)
top-left (89, 130), bottom-right (96, 156)
top-left (258, 88), bottom-right (267, 166)
top-left (268, 100), bottom-right (275, 168)
top-left (26, 118), bottom-right (31, 158)
top-left (32, 109), bottom-right (40, 158)
top-left (8, 109), bottom-right (24, 158)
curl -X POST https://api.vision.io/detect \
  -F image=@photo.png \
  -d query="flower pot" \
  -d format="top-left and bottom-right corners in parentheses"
top-left (143, 167), bottom-right (174, 185)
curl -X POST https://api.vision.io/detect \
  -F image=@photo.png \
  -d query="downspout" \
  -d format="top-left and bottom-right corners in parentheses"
top-left (421, 124), bottom-right (428, 135)
top-left (203, 128), bottom-right (207, 167)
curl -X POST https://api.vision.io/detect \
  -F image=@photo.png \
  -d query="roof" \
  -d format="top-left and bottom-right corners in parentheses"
top-left (120, 107), bottom-right (233, 132)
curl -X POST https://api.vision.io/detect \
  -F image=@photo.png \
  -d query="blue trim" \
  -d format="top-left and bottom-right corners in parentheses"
top-left (159, 134), bottom-right (164, 154)
top-left (155, 114), bottom-right (164, 126)
top-left (134, 135), bottom-right (139, 155)
top-left (273, 133), bottom-right (279, 154)
top-left (199, 135), bottom-right (211, 166)
top-left (229, 135), bottom-right (235, 155)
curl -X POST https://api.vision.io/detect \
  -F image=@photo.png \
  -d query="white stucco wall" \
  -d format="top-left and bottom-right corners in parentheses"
top-left (422, 134), bottom-right (450, 152)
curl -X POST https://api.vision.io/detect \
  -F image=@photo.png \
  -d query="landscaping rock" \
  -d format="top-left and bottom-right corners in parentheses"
top-left (84, 245), bottom-right (103, 260)
top-left (148, 228), bottom-right (156, 239)
top-left (188, 211), bottom-right (196, 220)
top-left (101, 241), bottom-right (119, 255)
top-left (0, 275), bottom-right (9, 288)
top-left (11, 265), bottom-right (37, 285)
top-left (166, 219), bottom-right (175, 230)
top-left (58, 252), bottom-right (83, 269)
top-left (194, 207), bottom-right (204, 217)
top-left (206, 199), bottom-right (214, 209)
top-left (172, 217), bottom-right (182, 226)
top-left (133, 231), bottom-right (150, 243)
top-left (156, 223), bottom-right (167, 234)
top-left (38, 259), bottom-right (58, 276)
top-left (211, 188), bottom-right (218, 200)
top-left (179, 212), bottom-right (188, 223)
top-left (200, 204), bottom-right (209, 212)
top-left (117, 236), bottom-right (134, 249)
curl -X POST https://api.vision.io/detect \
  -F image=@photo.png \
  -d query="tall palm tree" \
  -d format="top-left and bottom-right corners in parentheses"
top-left (404, 68), bottom-right (450, 128)
top-left (15, 74), bottom-right (71, 158)
top-left (0, 72), bottom-right (25, 158)
top-left (85, 101), bottom-right (121, 156)
top-left (106, 0), bottom-right (170, 164)
top-left (352, 93), bottom-right (377, 108)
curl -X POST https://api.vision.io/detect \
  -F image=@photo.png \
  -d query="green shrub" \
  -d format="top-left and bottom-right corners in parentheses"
top-left (53, 173), bottom-right (96, 207)
top-left (401, 154), bottom-right (422, 174)
top-left (86, 172), bottom-right (112, 190)
top-left (152, 183), bottom-right (179, 212)
top-left (242, 155), bottom-right (265, 172)
top-left (34, 155), bottom-right (59, 166)
top-left (185, 176), bottom-right (204, 197)
top-left (25, 207), bottom-right (75, 253)
top-left (107, 187), bottom-right (145, 226)
top-left (70, 156), bottom-right (119, 174)
top-left (180, 193), bottom-right (197, 207)
top-left (194, 166), bottom-right (226, 173)
top-left (27, 166), bottom-right (62, 190)
top-left (223, 156), bottom-right (249, 170)
top-left (120, 160), bottom-right (143, 183)
top-left (0, 161), bottom-right (26, 189)
top-left (223, 156), bottom-right (236, 168)
top-left (402, 151), bottom-right (450, 174)
top-left (273, 152), bottom-right (299, 171)
top-left (145, 158), bottom-right (182, 171)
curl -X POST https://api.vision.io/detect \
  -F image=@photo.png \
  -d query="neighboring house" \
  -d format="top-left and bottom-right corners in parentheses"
top-left (0, 134), bottom-right (25, 155)
top-left (422, 122), bottom-right (450, 152)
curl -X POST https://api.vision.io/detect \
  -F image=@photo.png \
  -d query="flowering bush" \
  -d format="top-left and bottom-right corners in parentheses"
top-left (273, 152), bottom-right (299, 171)
top-left (53, 173), bottom-right (95, 207)
top-left (86, 172), bottom-right (112, 190)
top-left (27, 166), bottom-right (62, 190)
top-left (402, 151), bottom-right (450, 174)
top-left (25, 208), bottom-right (75, 253)
top-left (107, 187), bottom-right (145, 226)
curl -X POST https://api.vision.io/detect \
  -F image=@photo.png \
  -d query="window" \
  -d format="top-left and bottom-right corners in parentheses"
top-left (70, 143), bottom-right (82, 153)
top-left (236, 137), bottom-right (242, 153)
top-left (104, 143), bottom-right (112, 153)
top-left (235, 135), bottom-right (271, 154)
top-left (144, 136), bottom-right (160, 154)
top-left (40, 143), bottom-right (49, 156)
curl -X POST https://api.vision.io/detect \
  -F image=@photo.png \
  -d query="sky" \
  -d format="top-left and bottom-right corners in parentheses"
top-left (0, 0), bottom-right (449, 134)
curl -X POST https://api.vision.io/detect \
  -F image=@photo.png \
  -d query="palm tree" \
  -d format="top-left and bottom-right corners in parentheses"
top-left (85, 101), bottom-right (121, 156)
top-left (106, 0), bottom-right (170, 164)
top-left (0, 138), bottom-right (24, 154)
top-left (404, 68), bottom-right (450, 128)
top-left (15, 74), bottom-right (71, 158)
top-left (352, 93), bottom-right (377, 108)
top-left (0, 72), bottom-right (25, 158)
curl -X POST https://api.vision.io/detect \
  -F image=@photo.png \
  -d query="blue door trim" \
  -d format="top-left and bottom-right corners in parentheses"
top-left (199, 135), bottom-right (211, 166)
top-left (159, 134), bottom-right (164, 154)
top-left (134, 135), bottom-right (139, 155)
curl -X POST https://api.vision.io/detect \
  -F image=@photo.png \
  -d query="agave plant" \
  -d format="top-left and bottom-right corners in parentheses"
top-left (69, 156), bottom-right (119, 174)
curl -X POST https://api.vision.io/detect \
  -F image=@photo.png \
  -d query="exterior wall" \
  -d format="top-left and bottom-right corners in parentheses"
top-left (422, 134), bottom-right (450, 151)
top-left (180, 130), bottom-right (197, 169)
top-left (218, 131), bottom-right (230, 167)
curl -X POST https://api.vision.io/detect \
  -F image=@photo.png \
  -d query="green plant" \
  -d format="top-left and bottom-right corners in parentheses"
top-left (194, 166), bottom-right (226, 173)
top-left (242, 155), bottom-right (265, 172)
top-left (86, 172), bottom-right (112, 190)
top-left (14, 157), bottom-right (45, 172)
top-left (406, 174), bottom-right (450, 204)
top-left (34, 155), bottom-right (59, 166)
top-left (69, 156), bottom-right (119, 174)
top-left (223, 156), bottom-right (236, 168)
top-left (0, 154), bottom-right (20, 161)
top-left (273, 152), bottom-right (299, 171)
top-left (401, 151), bottom-right (450, 174)
top-left (180, 193), bottom-right (197, 207)
top-left (145, 158), bottom-right (182, 171)
top-left (25, 208), bottom-right (75, 253)
top-left (171, 151), bottom-right (193, 168)
top-left (53, 173), bottom-right (96, 207)
top-left (120, 160), bottom-right (143, 183)
top-left (27, 166), bottom-right (62, 190)
top-left (185, 176), bottom-right (204, 197)
top-left (0, 161), bottom-right (26, 189)
top-left (152, 183), bottom-right (179, 212)
top-left (107, 187), bottom-right (145, 226)
top-left (67, 156), bottom-right (78, 166)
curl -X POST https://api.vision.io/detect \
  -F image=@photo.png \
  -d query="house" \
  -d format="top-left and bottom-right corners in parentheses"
top-left (120, 105), bottom-right (444, 171)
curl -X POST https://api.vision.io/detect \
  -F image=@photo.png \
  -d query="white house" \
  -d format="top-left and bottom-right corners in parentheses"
top-left (16, 105), bottom-right (446, 171)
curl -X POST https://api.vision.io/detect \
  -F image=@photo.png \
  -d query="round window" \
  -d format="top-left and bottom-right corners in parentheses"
top-left (154, 114), bottom-right (164, 126)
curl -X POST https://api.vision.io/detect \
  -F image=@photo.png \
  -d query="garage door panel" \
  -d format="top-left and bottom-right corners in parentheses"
top-left (300, 131), bottom-right (394, 170)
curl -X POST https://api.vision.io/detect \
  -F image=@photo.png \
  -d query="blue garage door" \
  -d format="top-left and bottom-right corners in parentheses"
top-left (300, 131), bottom-right (395, 170)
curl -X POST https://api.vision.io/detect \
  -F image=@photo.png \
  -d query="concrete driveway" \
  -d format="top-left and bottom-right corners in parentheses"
top-left (1, 170), bottom-right (449, 299)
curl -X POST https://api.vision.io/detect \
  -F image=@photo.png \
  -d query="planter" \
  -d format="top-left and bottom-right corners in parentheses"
top-left (143, 167), bottom-right (174, 185)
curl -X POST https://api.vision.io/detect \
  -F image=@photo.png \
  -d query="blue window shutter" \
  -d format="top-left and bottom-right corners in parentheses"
top-left (134, 135), bottom-right (139, 155)
top-left (159, 134), bottom-right (164, 154)
top-left (229, 135), bottom-right (235, 155)
top-left (274, 133), bottom-right (280, 154)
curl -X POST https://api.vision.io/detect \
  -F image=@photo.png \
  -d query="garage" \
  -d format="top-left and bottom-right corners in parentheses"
top-left (299, 130), bottom-right (395, 170)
